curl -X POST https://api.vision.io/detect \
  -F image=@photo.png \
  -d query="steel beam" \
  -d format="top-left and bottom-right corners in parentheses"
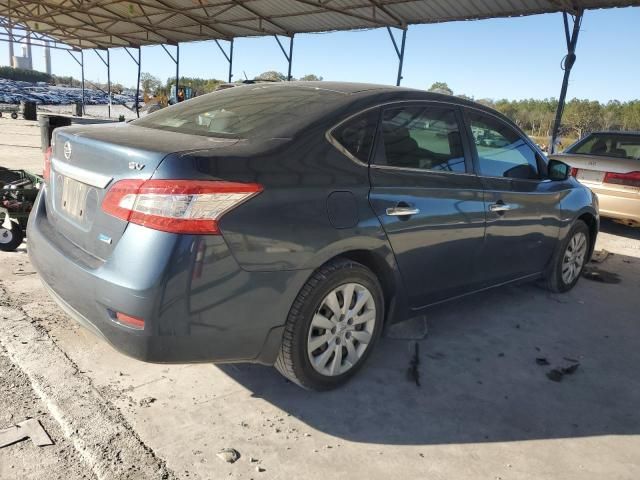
top-left (387, 26), bottom-right (407, 86)
top-left (124, 47), bottom-right (141, 117)
top-left (550, 10), bottom-right (584, 153)
top-left (95, 49), bottom-right (111, 118)
top-left (214, 38), bottom-right (234, 83)
top-left (67, 50), bottom-right (85, 116)
top-left (275, 34), bottom-right (294, 80)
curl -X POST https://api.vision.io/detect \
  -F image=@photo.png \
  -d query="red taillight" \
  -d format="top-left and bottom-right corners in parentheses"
top-left (114, 312), bottom-right (145, 330)
top-left (43, 146), bottom-right (52, 183)
top-left (603, 171), bottom-right (640, 188)
top-left (570, 167), bottom-right (578, 177)
top-left (102, 179), bottom-right (263, 234)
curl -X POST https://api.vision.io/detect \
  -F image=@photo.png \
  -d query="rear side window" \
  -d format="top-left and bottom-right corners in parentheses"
top-left (377, 106), bottom-right (466, 172)
top-left (569, 134), bottom-right (640, 160)
top-left (331, 110), bottom-right (379, 163)
top-left (468, 111), bottom-right (539, 180)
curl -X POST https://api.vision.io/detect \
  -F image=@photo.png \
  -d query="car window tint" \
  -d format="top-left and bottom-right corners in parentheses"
top-left (378, 106), bottom-right (466, 172)
top-left (570, 134), bottom-right (640, 160)
top-left (468, 111), bottom-right (539, 180)
top-left (332, 110), bottom-right (379, 163)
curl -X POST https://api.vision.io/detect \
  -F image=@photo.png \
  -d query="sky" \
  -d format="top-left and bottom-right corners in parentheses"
top-left (1, 6), bottom-right (638, 102)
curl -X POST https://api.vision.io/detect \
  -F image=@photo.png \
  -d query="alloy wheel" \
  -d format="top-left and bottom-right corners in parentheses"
top-left (562, 231), bottom-right (587, 284)
top-left (307, 283), bottom-right (376, 377)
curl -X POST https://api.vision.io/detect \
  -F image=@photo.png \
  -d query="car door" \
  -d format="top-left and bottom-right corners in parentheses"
top-left (462, 107), bottom-right (561, 284)
top-left (369, 102), bottom-right (486, 308)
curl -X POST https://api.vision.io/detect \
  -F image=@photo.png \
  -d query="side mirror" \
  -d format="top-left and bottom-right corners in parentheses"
top-left (548, 159), bottom-right (571, 181)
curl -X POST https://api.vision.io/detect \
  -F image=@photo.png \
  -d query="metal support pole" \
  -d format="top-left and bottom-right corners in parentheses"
top-left (175, 43), bottom-right (180, 99)
top-left (274, 34), bottom-right (294, 81)
top-left (107, 50), bottom-right (111, 118)
top-left (387, 27), bottom-right (408, 86)
top-left (215, 39), bottom-right (234, 83)
top-left (67, 50), bottom-right (85, 116)
top-left (136, 48), bottom-right (141, 117)
top-left (7, 25), bottom-right (13, 65)
top-left (229, 39), bottom-right (234, 83)
top-left (95, 49), bottom-right (111, 118)
top-left (161, 44), bottom-right (180, 101)
top-left (550, 10), bottom-right (584, 153)
top-left (81, 50), bottom-right (85, 115)
top-left (124, 47), bottom-right (141, 117)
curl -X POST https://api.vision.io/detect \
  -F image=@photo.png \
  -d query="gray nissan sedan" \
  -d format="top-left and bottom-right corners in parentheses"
top-left (28, 82), bottom-right (598, 390)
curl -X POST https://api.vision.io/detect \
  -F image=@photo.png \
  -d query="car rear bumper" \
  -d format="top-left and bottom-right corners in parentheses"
top-left (27, 188), bottom-right (310, 364)
top-left (588, 186), bottom-right (640, 224)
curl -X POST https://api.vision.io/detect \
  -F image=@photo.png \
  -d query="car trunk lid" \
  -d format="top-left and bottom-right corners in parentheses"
top-left (47, 123), bottom-right (237, 261)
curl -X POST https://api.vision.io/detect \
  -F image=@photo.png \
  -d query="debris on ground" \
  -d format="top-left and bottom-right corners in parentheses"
top-left (535, 357), bottom-right (550, 366)
top-left (582, 266), bottom-right (621, 284)
top-left (216, 447), bottom-right (240, 463)
top-left (256, 466), bottom-right (266, 472)
top-left (546, 369), bottom-right (564, 382)
top-left (590, 249), bottom-right (610, 264)
top-left (0, 418), bottom-right (53, 448)
top-left (407, 342), bottom-right (420, 387)
top-left (138, 397), bottom-right (157, 407)
top-left (546, 363), bottom-right (581, 382)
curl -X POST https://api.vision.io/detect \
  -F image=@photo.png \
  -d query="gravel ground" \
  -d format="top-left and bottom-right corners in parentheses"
top-left (0, 344), bottom-right (95, 480)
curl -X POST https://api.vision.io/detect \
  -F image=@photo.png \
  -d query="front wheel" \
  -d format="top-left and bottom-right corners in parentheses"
top-left (275, 258), bottom-right (384, 390)
top-left (543, 220), bottom-right (590, 293)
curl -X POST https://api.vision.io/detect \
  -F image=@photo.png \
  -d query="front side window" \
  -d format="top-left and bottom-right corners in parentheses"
top-left (377, 106), bottom-right (466, 172)
top-left (331, 110), bottom-right (379, 163)
top-left (568, 133), bottom-right (640, 160)
top-left (468, 111), bottom-right (539, 180)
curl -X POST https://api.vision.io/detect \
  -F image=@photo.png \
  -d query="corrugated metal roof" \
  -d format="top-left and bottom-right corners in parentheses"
top-left (0, 0), bottom-right (638, 49)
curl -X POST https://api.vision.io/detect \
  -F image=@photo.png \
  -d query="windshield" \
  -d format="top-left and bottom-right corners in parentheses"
top-left (132, 84), bottom-right (347, 139)
top-left (567, 133), bottom-right (640, 160)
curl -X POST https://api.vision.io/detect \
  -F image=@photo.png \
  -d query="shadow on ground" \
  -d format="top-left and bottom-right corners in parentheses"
top-left (600, 218), bottom-right (640, 240)
top-left (220, 250), bottom-right (640, 445)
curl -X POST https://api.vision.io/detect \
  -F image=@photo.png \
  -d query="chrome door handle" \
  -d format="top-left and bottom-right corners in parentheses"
top-left (489, 203), bottom-right (513, 213)
top-left (386, 207), bottom-right (420, 216)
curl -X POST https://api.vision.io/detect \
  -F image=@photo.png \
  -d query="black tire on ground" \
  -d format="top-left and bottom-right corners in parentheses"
top-left (275, 258), bottom-right (384, 391)
top-left (543, 219), bottom-right (590, 293)
top-left (10, 111), bottom-right (18, 120)
top-left (0, 222), bottom-right (24, 252)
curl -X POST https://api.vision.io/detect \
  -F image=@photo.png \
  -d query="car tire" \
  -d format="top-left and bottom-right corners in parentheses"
top-left (11, 111), bottom-right (18, 120)
top-left (0, 222), bottom-right (24, 252)
top-left (275, 258), bottom-right (384, 391)
top-left (543, 219), bottom-right (590, 293)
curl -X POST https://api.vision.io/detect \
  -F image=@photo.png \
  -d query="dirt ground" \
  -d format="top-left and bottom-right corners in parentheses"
top-left (1, 119), bottom-right (639, 479)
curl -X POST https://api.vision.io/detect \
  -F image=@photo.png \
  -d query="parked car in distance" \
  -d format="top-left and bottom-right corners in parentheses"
top-left (553, 131), bottom-right (640, 227)
top-left (28, 82), bottom-right (599, 390)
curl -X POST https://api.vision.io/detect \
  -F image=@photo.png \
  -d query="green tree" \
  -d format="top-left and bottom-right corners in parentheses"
top-left (427, 82), bottom-right (453, 95)
top-left (255, 71), bottom-right (286, 82)
top-left (140, 72), bottom-right (162, 95)
top-left (299, 74), bottom-right (323, 81)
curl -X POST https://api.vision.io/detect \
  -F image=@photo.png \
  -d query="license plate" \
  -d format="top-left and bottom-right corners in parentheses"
top-left (576, 169), bottom-right (605, 183)
top-left (60, 176), bottom-right (88, 219)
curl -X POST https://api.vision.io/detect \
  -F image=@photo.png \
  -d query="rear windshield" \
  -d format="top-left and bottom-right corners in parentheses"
top-left (132, 85), bottom-right (346, 139)
top-left (567, 133), bottom-right (640, 160)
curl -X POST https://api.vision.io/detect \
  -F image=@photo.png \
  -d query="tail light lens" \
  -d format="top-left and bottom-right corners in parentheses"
top-left (570, 167), bottom-right (578, 177)
top-left (102, 179), bottom-right (262, 234)
top-left (43, 146), bottom-right (52, 183)
top-left (603, 171), bottom-right (640, 188)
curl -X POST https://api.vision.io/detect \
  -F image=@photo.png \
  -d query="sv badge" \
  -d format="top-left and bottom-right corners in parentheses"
top-left (128, 161), bottom-right (145, 171)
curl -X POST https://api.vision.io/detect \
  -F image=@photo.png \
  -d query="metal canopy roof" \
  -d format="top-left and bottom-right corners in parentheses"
top-left (1, 0), bottom-right (639, 50)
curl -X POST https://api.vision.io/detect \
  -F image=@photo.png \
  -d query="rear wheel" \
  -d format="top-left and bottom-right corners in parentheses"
top-left (275, 258), bottom-right (384, 390)
top-left (544, 220), bottom-right (589, 293)
top-left (0, 222), bottom-right (24, 252)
